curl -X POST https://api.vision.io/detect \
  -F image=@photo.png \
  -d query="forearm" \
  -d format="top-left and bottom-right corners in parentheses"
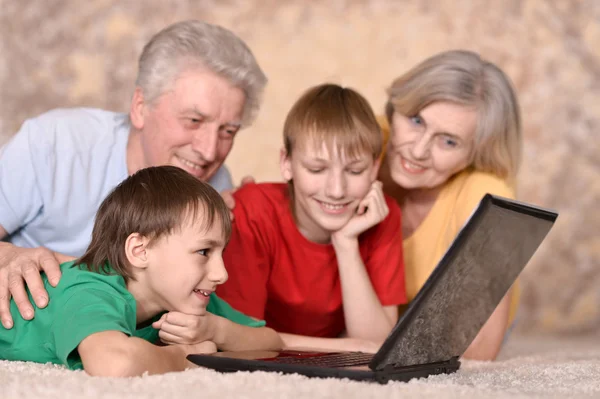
top-left (334, 240), bottom-right (395, 341)
top-left (80, 333), bottom-right (195, 377)
top-left (213, 316), bottom-right (283, 351)
top-left (279, 333), bottom-right (380, 354)
top-left (462, 292), bottom-right (511, 361)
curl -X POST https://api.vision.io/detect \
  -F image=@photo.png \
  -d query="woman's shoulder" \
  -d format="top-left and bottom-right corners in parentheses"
top-left (446, 169), bottom-right (515, 200)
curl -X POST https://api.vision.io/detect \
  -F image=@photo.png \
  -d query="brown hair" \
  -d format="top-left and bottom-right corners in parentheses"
top-left (75, 165), bottom-right (231, 281)
top-left (385, 50), bottom-right (522, 179)
top-left (284, 83), bottom-right (382, 160)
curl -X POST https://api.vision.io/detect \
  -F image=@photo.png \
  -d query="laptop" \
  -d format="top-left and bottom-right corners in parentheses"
top-left (188, 194), bottom-right (558, 383)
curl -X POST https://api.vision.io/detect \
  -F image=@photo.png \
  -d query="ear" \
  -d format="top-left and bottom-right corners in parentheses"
top-left (125, 232), bottom-right (150, 270)
top-left (279, 148), bottom-right (293, 182)
top-left (370, 157), bottom-right (382, 182)
top-left (129, 87), bottom-right (146, 130)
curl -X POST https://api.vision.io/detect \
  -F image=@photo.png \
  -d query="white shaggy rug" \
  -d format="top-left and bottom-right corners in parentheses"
top-left (1, 333), bottom-right (599, 399)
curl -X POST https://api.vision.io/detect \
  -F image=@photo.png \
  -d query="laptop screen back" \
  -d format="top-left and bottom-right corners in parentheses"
top-left (370, 195), bottom-right (557, 370)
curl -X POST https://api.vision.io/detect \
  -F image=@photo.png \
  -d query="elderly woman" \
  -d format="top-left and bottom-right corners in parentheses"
top-left (378, 49), bottom-right (522, 360)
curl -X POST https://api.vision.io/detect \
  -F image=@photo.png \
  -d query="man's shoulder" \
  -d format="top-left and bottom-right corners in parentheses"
top-left (23, 108), bottom-right (128, 145)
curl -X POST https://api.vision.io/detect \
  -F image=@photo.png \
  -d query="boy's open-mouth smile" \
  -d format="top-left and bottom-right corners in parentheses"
top-left (193, 288), bottom-right (213, 302)
top-left (314, 199), bottom-right (352, 215)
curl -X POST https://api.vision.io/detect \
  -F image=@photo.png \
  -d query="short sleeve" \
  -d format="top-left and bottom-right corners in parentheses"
top-left (363, 196), bottom-right (407, 306)
top-left (208, 165), bottom-right (234, 192)
top-left (218, 185), bottom-right (273, 319)
top-left (454, 172), bottom-right (515, 228)
top-left (207, 293), bottom-right (266, 327)
top-left (0, 119), bottom-right (44, 234)
top-left (51, 287), bottom-right (136, 369)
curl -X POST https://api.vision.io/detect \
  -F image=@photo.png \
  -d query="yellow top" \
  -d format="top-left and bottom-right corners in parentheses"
top-left (379, 118), bottom-right (520, 323)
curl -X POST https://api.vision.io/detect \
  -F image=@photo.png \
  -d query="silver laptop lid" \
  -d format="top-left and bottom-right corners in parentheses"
top-left (370, 194), bottom-right (557, 370)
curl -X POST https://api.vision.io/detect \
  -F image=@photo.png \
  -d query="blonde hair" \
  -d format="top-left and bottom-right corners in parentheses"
top-left (386, 50), bottom-right (521, 179)
top-left (284, 84), bottom-right (382, 160)
top-left (136, 20), bottom-right (267, 126)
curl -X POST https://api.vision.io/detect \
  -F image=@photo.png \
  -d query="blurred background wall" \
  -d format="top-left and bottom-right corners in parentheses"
top-left (1, 0), bottom-right (598, 334)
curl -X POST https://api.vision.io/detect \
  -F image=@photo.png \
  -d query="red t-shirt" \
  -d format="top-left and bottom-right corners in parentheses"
top-left (218, 183), bottom-right (406, 338)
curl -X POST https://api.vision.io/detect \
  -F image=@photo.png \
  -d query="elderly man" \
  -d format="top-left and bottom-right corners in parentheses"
top-left (0, 20), bottom-right (266, 329)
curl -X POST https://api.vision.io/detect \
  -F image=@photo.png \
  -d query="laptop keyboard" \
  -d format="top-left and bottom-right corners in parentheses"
top-left (269, 352), bottom-right (374, 368)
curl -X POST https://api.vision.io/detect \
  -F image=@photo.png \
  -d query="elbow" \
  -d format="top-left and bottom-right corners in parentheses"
top-left (83, 348), bottom-right (139, 377)
top-left (264, 328), bottom-right (284, 351)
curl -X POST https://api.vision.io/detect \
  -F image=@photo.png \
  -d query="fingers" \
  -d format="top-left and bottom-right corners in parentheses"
top-left (0, 268), bottom-right (14, 329)
top-left (39, 251), bottom-right (61, 287)
top-left (240, 175), bottom-right (255, 186)
top-left (220, 189), bottom-right (236, 211)
top-left (151, 313), bottom-right (168, 329)
top-left (23, 263), bottom-right (50, 309)
top-left (7, 265), bottom-right (34, 320)
top-left (158, 329), bottom-right (185, 345)
top-left (164, 311), bottom-right (205, 327)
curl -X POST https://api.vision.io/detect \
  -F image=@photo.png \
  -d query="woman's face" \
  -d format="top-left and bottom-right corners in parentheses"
top-left (387, 101), bottom-right (477, 191)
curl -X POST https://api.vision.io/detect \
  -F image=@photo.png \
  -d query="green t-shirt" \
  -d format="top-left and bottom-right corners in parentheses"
top-left (0, 261), bottom-right (265, 370)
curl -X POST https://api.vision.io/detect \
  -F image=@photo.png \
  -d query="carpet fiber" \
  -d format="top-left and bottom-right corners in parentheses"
top-left (2, 334), bottom-right (599, 399)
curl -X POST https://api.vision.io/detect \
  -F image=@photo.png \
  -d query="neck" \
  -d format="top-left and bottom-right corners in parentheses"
top-left (126, 127), bottom-right (144, 176)
top-left (126, 277), bottom-right (163, 324)
top-left (291, 201), bottom-right (332, 244)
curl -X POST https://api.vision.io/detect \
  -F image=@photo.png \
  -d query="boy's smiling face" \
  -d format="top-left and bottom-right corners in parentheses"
top-left (131, 215), bottom-right (229, 318)
top-left (280, 139), bottom-right (380, 244)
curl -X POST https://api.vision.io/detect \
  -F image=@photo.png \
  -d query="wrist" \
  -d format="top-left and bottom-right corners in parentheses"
top-left (210, 314), bottom-right (229, 347)
top-left (331, 235), bottom-right (359, 251)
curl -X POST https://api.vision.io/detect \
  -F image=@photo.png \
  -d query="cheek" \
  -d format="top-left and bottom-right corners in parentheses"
top-left (432, 151), bottom-right (471, 175)
top-left (216, 139), bottom-right (234, 159)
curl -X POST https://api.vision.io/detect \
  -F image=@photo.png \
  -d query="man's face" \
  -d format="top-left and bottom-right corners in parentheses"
top-left (130, 68), bottom-right (246, 181)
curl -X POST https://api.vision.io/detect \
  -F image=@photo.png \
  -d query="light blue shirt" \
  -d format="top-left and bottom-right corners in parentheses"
top-left (0, 108), bottom-right (233, 257)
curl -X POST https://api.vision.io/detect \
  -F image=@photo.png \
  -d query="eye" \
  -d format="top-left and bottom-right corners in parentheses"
top-left (220, 126), bottom-right (239, 137)
top-left (197, 248), bottom-right (209, 257)
top-left (438, 135), bottom-right (460, 149)
top-left (348, 169), bottom-right (366, 176)
top-left (410, 115), bottom-right (424, 125)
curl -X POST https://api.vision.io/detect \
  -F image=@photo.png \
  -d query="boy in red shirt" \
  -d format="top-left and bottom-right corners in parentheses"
top-left (218, 84), bottom-right (406, 352)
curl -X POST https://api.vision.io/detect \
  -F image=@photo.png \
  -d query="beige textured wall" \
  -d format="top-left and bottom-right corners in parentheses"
top-left (1, 1), bottom-right (598, 334)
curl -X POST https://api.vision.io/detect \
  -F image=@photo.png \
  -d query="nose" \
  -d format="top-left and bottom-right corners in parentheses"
top-left (324, 171), bottom-right (346, 199)
top-left (410, 133), bottom-right (432, 160)
top-left (208, 256), bottom-right (229, 286)
top-left (191, 124), bottom-right (219, 163)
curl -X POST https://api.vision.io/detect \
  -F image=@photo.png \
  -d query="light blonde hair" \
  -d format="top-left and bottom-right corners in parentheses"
top-left (284, 83), bottom-right (382, 160)
top-left (385, 50), bottom-right (521, 179)
top-left (136, 20), bottom-right (267, 126)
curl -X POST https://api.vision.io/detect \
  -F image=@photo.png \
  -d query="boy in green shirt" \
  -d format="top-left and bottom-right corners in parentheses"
top-left (0, 166), bottom-right (282, 376)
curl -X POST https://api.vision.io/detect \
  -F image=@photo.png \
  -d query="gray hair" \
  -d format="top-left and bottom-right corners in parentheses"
top-left (386, 50), bottom-right (522, 179)
top-left (135, 20), bottom-right (267, 126)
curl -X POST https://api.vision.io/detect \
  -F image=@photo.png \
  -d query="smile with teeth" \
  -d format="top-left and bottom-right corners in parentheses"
top-left (401, 157), bottom-right (427, 174)
top-left (193, 289), bottom-right (211, 297)
top-left (177, 155), bottom-right (206, 171)
top-left (316, 199), bottom-right (350, 214)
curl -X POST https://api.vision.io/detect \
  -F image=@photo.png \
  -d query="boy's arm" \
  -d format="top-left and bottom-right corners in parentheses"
top-left (331, 183), bottom-right (403, 342)
top-left (154, 311), bottom-right (283, 352)
top-left (279, 333), bottom-right (380, 354)
top-left (212, 315), bottom-right (283, 352)
top-left (461, 290), bottom-right (511, 361)
top-left (78, 330), bottom-right (216, 377)
top-left (333, 241), bottom-right (399, 342)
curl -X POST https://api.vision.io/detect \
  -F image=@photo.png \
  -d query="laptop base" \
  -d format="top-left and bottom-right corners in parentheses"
top-left (187, 353), bottom-right (460, 384)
